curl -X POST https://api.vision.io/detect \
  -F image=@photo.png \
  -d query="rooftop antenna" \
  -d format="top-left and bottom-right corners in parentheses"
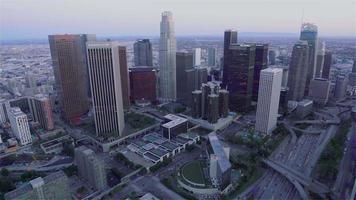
top-left (301, 8), bottom-right (305, 25)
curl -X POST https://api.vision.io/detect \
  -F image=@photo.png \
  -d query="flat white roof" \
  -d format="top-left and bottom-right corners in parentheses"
top-left (162, 114), bottom-right (187, 129)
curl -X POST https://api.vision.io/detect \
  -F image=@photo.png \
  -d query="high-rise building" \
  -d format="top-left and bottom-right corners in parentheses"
top-left (134, 39), bottom-right (153, 66)
top-left (87, 41), bottom-right (125, 139)
top-left (75, 146), bottom-right (107, 190)
top-left (208, 47), bottom-right (217, 66)
top-left (191, 82), bottom-right (229, 122)
top-left (195, 67), bottom-right (208, 90)
top-left (208, 94), bottom-right (219, 124)
top-left (308, 78), bottom-right (331, 105)
top-left (0, 99), bottom-right (7, 124)
top-left (219, 90), bottom-right (229, 118)
top-left (129, 67), bottom-right (157, 103)
top-left (300, 23), bottom-right (318, 95)
top-left (8, 107), bottom-right (32, 145)
top-left (334, 75), bottom-right (348, 100)
top-left (269, 50), bottom-right (276, 65)
top-left (252, 44), bottom-right (268, 102)
top-left (191, 90), bottom-right (202, 118)
top-left (193, 48), bottom-right (201, 66)
top-left (255, 68), bottom-right (282, 134)
top-left (176, 52), bottom-right (194, 103)
top-left (222, 44), bottom-right (255, 112)
top-left (48, 34), bottom-right (92, 124)
top-left (29, 94), bottom-right (54, 131)
top-left (223, 30), bottom-right (238, 58)
top-left (25, 72), bottom-right (37, 88)
top-left (4, 171), bottom-right (71, 200)
top-left (159, 11), bottom-right (177, 102)
top-left (322, 51), bottom-right (332, 79)
top-left (287, 41), bottom-right (309, 101)
top-left (348, 60), bottom-right (356, 86)
top-left (315, 41), bottom-right (325, 78)
top-left (119, 46), bottom-right (130, 110)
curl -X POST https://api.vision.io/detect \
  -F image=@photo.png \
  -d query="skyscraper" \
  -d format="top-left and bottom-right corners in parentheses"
top-left (334, 75), bottom-right (348, 100)
top-left (222, 44), bottom-right (255, 112)
top-left (269, 50), bottom-right (276, 65)
top-left (8, 107), bottom-right (32, 145)
top-left (48, 34), bottom-right (91, 124)
top-left (315, 41), bottom-right (325, 78)
top-left (349, 60), bottom-right (356, 86)
top-left (223, 30), bottom-right (238, 57)
top-left (176, 52), bottom-right (194, 103)
top-left (287, 41), bottom-right (309, 101)
top-left (300, 23), bottom-right (318, 95)
top-left (255, 68), bottom-right (282, 134)
top-left (87, 41), bottom-right (125, 139)
top-left (134, 39), bottom-right (153, 66)
top-left (322, 51), bottom-right (332, 79)
top-left (193, 48), bottom-right (201, 66)
top-left (75, 146), bottom-right (107, 190)
top-left (252, 44), bottom-right (268, 102)
top-left (129, 67), bottom-right (157, 103)
top-left (28, 94), bottom-right (54, 131)
top-left (119, 46), bottom-right (130, 110)
top-left (308, 78), bottom-right (331, 105)
top-left (159, 11), bottom-right (177, 102)
top-left (208, 47), bottom-right (217, 66)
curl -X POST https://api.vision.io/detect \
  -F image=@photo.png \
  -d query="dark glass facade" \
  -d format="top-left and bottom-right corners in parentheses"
top-left (129, 67), bottom-right (157, 103)
top-left (222, 44), bottom-right (256, 112)
top-left (252, 44), bottom-right (268, 102)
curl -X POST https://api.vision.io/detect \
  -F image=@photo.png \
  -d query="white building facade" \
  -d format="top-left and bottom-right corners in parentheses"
top-left (193, 48), bottom-right (201, 67)
top-left (159, 11), bottom-right (177, 102)
top-left (87, 41), bottom-right (125, 139)
top-left (255, 68), bottom-right (283, 134)
top-left (8, 107), bottom-right (32, 145)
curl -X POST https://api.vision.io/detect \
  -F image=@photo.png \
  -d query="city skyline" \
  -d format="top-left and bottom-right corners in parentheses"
top-left (1, 0), bottom-right (355, 41)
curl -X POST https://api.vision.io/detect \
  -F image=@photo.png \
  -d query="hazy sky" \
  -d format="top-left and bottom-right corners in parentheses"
top-left (1, 0), bottom-right (355, 40)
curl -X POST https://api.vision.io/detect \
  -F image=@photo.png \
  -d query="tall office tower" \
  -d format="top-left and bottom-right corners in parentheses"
top-left (287, 41), bottom-right (309, 101)
top-left (334, 75), bottom-right (348, 100)
top-left (322, 51), bottom-right (332, 79)
top-left (87, 41), bottom-right (125, 139)
top-left (191, 90), bottom-right (202, 118)
top-left (201, 83), bottom-right (212, 119)
top-left (176, 52), bottom-right (194, 103)
top-left (4, 171), bottom-right (71, 200)
top-left (222, 44), bottom-right (256, 112)
top-left (134, 39), bottom-right (153, 66)
top-left (208, 47), bottom-right (217, 66)
top-left (219, 89), bottom-right (229, 118)
top-left (119, 46), bottom-right (130, 110)
top-left (29, 95), bottom-right (54, 131)
top-left (25, 72), bottom-right (37, 88)
top-left (348, 60), bottom-right (356, 86)
top-left (195, 67), bottom-right (208, 90)
top-left (75, 146), bottom-right (107, 190)
top-left (300, 23), bottom-right (318, 95)
top-left (193, 48), bottom-right (202, 66)
top-left (8, 107), bottom-right (32, 145)
top-left (129, 67), bottom-right (157, 103)
top-left (252, 44), bottom-right (268, 102)
top-left (308, 78), bottom-right (331, 105)
top-left (269, 50), bottom-right (276, 65)
top-left (223, 30), bottom-right (238, 57)
top-left (159, 11), bottom-right (177, 102)
top-left (315, 41), bottom-right (325, 78)
top-left (255, 68), bottom-right (282, 134)
top-left (208, 94), bottom-right (219, 123)
top-left (48, 34), bottom-right (91, 124)
top-left (0, 99), bottom-right (7, 124)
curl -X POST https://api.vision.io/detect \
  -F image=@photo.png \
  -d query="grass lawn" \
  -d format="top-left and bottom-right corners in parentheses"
top-left (181, 161), bottom-right (205, 185)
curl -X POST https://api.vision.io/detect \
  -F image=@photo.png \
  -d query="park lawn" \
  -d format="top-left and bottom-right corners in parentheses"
top-left (181, 161), bottom-right (205, 185)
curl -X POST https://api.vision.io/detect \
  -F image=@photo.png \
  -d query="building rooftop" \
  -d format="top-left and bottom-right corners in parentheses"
top-left (208, 133), bottom-right (231, 173)
top-left (162, 114), bottom-right (188, 129)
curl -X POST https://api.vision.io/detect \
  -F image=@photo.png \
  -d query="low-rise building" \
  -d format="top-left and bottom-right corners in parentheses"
top-left (4, 171), bottom-right (71, 200)
top-left (162, 114), bottom-right (188, 140)
top-left (40, 135), bottom-right (74, 154)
